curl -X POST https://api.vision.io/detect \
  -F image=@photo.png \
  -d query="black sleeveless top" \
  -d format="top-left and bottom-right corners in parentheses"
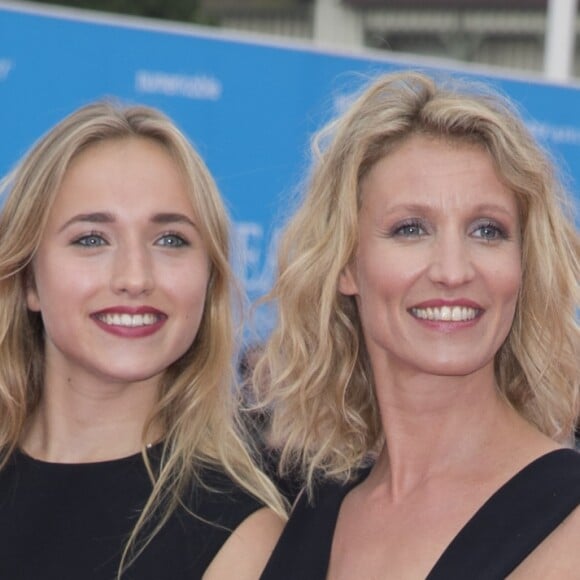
top-left (0, 447), bottom-right (263, 579)
top-left (261, 449), bottom-right (580, 579)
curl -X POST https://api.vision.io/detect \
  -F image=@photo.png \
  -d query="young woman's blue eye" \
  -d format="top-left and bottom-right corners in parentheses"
top-left (157, 234), bottom-right (189, 247)
top-left (73, 234), bottom-right (107, 247)
top-left (392, 221), bottom-right (426, 237)
top-left (473, 222), bottom-right (507, 241)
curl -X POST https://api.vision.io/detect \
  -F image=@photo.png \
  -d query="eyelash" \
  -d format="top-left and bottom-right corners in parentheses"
top-left (71, 231), bottom-right (107, 247)
top-left (70, 231), bottom-right (191, 248)
top-left (390, 220), bottom-right (427, 237)
top-left (471, 221), bottom-right (508, 241)
top-left (155, 232), bottom-right (190, 248)
top-left (388, 219), bottom-right (509, 241)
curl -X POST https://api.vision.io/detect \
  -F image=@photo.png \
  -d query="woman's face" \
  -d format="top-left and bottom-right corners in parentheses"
top-left (27, 137), bottom-right (210, 389)
top-left (339, 135), bottom-right (521, 379)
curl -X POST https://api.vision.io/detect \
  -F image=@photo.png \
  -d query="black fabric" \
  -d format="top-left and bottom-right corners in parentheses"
top-left (0, 447), bottom-right (263, 580)
top-left (261, 449), bottom-right (580, 579)
top-left (427, 448), bottom-right (580, 579)
top-left (260, 468), bottom-right (371, 579)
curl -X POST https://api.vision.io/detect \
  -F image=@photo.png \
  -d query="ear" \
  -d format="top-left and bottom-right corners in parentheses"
top-left (338, 263), bottom-right (359, 296)
top-left (25, 270), bottom-right (41, 312)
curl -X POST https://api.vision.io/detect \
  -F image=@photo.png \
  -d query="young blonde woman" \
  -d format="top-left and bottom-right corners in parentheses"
top-left (0, 101), bottom-right (285, 579)
top-left (258, 72), bottom-right (579, 579)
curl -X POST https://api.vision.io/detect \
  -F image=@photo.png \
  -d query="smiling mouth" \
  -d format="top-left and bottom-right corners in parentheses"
top-left (94, 313), bottom-right (164, 327)
top-left (410, 306), bottom-right (480, 322)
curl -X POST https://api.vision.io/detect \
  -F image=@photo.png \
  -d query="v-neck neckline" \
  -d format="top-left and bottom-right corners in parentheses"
top-left (326, 448), bottom-right (575, 578)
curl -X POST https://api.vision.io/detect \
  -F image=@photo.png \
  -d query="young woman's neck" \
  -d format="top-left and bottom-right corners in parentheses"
top-left (20, 372), bottom-right (162, 463)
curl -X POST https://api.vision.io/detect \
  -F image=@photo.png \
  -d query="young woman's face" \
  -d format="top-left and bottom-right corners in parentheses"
top-left (339, 135), bottom-right (522, 379)
top-left (27, 137), bottom-right (210, 388)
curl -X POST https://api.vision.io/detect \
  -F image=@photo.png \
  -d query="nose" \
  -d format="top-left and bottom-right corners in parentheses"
top-left (427, 231), bottom-right (475, 288)
top-left (111, 242), bottom-right (155, 297)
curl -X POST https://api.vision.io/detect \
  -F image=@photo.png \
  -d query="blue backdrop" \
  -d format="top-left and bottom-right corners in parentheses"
top-left (1, 2), bottom-right (579, 333)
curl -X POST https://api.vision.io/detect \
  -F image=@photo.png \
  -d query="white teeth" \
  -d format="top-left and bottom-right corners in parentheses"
top-left (97, 313), bottom-right (159, 327)
top-left (411, 306), bottom-right (478, 322)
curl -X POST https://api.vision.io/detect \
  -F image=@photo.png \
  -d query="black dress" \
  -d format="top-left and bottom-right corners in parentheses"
top-left (0, 446), bottom-right (263, 579)
top-left (261, 448), bottom-right (580, 580)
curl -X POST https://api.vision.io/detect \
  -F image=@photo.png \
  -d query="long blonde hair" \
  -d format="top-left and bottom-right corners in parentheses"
top-left (257, 71), bottom-right (579, 492)
top-left (0, 101), bottom-right (286, 575)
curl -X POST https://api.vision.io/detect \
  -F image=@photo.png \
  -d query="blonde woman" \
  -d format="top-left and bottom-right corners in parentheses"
top-left (259, 72), bottom-right (579, 578)
top-left (0, 102), bottom-right (285, 579)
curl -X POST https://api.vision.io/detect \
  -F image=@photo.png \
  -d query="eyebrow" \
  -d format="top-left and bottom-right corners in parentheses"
top-left (467, 202), bottom-right (518, 218)
top-left (58, 211), bottom-right (197, 232)
top-left (151, 213), bottom-right (196, 227)
top-left (379, 202), bottom-right (517, 219)
top-left (58, 212), bottom-right (114, 232)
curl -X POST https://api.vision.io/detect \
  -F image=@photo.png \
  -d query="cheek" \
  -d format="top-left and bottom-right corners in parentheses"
top-left (25, 259), bottom-right (50, 313)
top-left (26, 256), bottom-right (97, 320)
top-left (26, 278), bottom-right (41, 312)
top-left (495, 254), bottom-right (522, 305)
top-left (171, 266), bottom-right (210, 317)
top-left (356, 250), bottom-right (420, 303)
top-left (25, 256), bottom-right (44, 312)
top-left (506, 271), bottom-right (521, 303)
top-left (502, 272), bottom-right (521, 331)
top-left (488, 255), bottom-right (521, 342)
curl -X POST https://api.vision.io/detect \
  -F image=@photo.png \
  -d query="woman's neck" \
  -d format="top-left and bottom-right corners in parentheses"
top-left (20, 373), bottom-right (161, 463)
top-left (369, 368), bottom-right (556, 501)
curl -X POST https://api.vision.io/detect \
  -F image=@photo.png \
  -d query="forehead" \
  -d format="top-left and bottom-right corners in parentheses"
top-left (360, 135), bottom-right (518, 214)
top-left (50, 137), bottom-right (196, 216)
top-left (65, 136), bottom-right (181, 183)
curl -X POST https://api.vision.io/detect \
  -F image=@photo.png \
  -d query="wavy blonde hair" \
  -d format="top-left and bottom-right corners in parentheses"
top-left (257, 71), bottom-right (579, 492)
top-left (0, 101), bottom-right (286, 576)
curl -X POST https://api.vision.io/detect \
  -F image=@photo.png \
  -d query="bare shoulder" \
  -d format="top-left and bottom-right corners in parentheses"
top-left (510, 506), bottom-right (580, 579)
top-left (202, 507), bottom-right (285, 580)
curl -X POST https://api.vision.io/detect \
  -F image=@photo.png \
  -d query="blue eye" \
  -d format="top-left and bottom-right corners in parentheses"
top-left (473, 222), bottom-right (507, 241)
top-left (157, 234), bottom-right (189, 247)
top-left (73, 234), bottom-right (107, 247)
top-left (392, 221), bottom-right (426, 237)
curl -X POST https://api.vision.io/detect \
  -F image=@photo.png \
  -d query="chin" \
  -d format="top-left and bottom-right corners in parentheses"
top-left (420, 358), bottom-right (492, 377)
top-left (103, 368), bottom-right (165, 385)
